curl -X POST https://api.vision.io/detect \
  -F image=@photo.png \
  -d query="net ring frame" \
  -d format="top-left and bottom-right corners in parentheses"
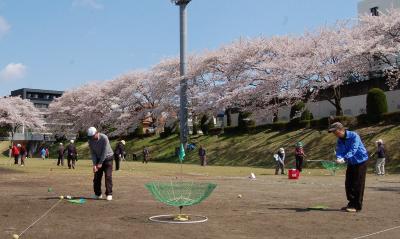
top-left (148, 214), bottom-right (208, 224)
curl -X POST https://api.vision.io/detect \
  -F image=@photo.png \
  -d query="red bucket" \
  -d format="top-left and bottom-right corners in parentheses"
top-left (288, 169), bottom-right (300, 179)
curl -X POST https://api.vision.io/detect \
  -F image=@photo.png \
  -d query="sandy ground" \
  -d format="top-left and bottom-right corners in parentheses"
top-left (0, 161), bottom-right (399, 239)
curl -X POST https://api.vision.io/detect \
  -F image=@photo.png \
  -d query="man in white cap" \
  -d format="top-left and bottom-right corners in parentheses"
top-left (57, 143), bottom-right (65, 166)
top-left (113, 139), bottom-right (126, 171)
top-left (87, 127), bottom-right (114, 201)
top-left (329, 122), bottom-right (368, 212)
top-left (375, 139), bottom-right (386, 176)
top-left (65, 140), bottom-right (77, 169)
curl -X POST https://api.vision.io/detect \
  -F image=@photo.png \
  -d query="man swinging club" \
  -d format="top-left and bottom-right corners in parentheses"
top-left (329, 122), bottom-right (368, 212)
top-left (88, 127), bottom-right (114, 201)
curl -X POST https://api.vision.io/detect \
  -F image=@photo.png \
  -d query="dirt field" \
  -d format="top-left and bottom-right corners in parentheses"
top-left (1, 159), bottom-right (399, 239)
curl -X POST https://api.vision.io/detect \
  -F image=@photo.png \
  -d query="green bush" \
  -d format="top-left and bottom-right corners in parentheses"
top-left (134, 123), bottom-right (144, 137)
top-left (200, 115), bottom-right (210, 135)
top-left (238, 112), bottom-right (254, 131)
top-left (192, 123), bottom-right (198, 135)
top-left (290, 101), bottom-right (305, 119)
top-left (271, 121), bottom-right (288, 131)
top-left (160, 126), bottom-right (173, 138)
top-left (301, 109), bottom-right (314, 121)
top-left (366, 88), bottom-right (388, 122)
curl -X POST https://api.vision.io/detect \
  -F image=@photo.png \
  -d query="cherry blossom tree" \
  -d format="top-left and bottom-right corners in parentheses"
top-left (0, 96), bottom-right (45, 144)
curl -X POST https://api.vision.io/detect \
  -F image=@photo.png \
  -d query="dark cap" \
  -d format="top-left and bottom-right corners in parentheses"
top-left (328, 122), bottom-right (345, 132)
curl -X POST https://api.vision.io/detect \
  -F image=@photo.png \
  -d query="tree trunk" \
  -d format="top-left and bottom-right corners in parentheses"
top-left (226, 109), bottom-right (232, 127)
top-left (327, 87), bottom-right (343, 116)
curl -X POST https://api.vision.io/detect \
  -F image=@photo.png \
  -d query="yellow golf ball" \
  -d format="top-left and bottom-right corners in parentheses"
top-left (12, 234), bottom-right (19, 239)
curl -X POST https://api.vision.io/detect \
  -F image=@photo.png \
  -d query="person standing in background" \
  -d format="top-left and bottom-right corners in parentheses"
top-left (19, 144), bottom-right (27, 166)
top-left (57, 143), bottom-right (65, 166)
top-left (114, 140), bottom-right (126, 171)
top-left (198, 145), bottom-right (207, 166)
top-left (65, 140), bottom-right (78, 169)
top-left (11, 144), bottom-right (20, 165)
top-left (375, 139), bottom-right (386, 176)
top-left (143, 146), bottom-right (150, 164)
top-left (275, 148), bottom-right (285, 175)
top-left (40, 147), bottom-right (46, 160)
top-left (295, 142), bottom-right (306, 172)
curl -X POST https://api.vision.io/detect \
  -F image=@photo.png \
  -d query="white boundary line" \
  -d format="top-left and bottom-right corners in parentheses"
top-left (353, 225), bottom-right (400, 239)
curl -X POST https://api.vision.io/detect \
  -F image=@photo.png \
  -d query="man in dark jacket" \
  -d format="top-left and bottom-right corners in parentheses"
top-left (57, 143), bottom-right (65, 166)
top-left (65, 140), bottom-right (78, 169)
top-left (329, 122), bottom-right (369, 213)
top-left (198, 146), bottom-right (207, 166)
top-left (114, 140), bottom-right (125, 171)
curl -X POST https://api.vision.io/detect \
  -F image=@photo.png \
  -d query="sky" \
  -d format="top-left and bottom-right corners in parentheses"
top-left (0, 0), bottom-right (359, 96)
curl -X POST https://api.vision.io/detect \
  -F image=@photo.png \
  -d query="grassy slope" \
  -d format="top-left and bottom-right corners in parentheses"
top-left (3, 124), bottom-right (400, 172)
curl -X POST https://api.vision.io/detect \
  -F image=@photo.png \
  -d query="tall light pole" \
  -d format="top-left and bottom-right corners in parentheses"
top-left (172, 0), bottom-right (191, 146)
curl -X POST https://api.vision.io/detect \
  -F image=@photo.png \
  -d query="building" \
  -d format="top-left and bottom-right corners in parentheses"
top-left (358, 0), bottom-right (400, 16)
top-left (4, 88), bottom-right (65, 155)
top-left (10, 88), bottom-right (63, 109)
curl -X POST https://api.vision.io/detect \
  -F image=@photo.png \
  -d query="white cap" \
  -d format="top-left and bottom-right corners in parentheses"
top-left (70, 140), bottom-right (74, 144)
top-left (60, 143), bottom-right (63, 145)
top-left (279, 148), bottom-right (285, 153)
top-left (17, 144), bottom-right (21, 147)
top-left (121, 140), bottom-right (126, 145)
top-left (376, 139), bottom-right (383, 144)
top-left (87, 127), bottom-right (97, 137)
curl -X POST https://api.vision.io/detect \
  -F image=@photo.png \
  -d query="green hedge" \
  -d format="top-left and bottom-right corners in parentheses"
top-left (367, 88), bottom-right (388, 122)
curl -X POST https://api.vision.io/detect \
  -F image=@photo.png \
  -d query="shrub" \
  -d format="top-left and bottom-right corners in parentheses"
top-left (366, 88), bottom-right (388, 122)
top-left (290, 101), bottom-right (305, 119)
top-left (134, 123), bottom-right (144, 137)
top-left (238, 112), bottom-right (254, 131)
top-left (356, 114), bottom-right (369, 125)
top-left (160, 126), bottom-right (173, 138)
top-left (300, 109), bottom-right (314, 121)
top-left (200, 115), bottom-right (214, 134)
top-left (271, 121), bottom-right (288, 131)
top-left (192, 123), bottom-right (198, 135)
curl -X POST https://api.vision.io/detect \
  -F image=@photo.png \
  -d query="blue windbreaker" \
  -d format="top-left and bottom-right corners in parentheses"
top-left (336, 130), bottom-right (368, 165)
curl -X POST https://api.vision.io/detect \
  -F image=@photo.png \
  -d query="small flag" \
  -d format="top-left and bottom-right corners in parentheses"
top-left (179, 143), bottom-right (185, 162)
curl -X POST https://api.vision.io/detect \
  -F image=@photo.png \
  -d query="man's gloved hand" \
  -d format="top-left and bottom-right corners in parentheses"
top-left (336, 158), bottom-right (345, 164)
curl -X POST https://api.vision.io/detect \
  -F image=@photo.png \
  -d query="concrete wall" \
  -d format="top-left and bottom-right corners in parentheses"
top-left (253, 89), bottom-right (400, 125)
top-left (358, 0), bottom-right (400, 15)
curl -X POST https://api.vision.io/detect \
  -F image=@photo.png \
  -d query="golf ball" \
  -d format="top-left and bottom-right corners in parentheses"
top-left (12, 234), bottom-right (19, 239)
top-left (59, 196), bottom-right (64, 199)
top-left (237, 194), bottom-right (242, 198)
top-left (66, 195), bottom-right (72, 199)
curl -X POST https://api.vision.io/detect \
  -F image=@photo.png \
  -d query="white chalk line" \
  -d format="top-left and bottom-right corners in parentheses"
top-left (352, 225), bottom-right (400, 239)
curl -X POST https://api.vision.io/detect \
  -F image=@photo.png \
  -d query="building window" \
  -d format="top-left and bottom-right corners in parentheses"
top-left (370, 7), bottom-right (379, 16)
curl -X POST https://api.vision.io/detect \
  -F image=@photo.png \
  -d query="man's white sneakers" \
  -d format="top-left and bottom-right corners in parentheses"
top-left (94, 195), bottom-right (103, 200)
top-left (106, 195), bottom-right (113, 201)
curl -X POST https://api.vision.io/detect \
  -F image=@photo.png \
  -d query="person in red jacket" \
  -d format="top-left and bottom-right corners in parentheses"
top-left (11, 144), bottom-right (20, 165)
top-left (295, 142), bottom-right (306, 172)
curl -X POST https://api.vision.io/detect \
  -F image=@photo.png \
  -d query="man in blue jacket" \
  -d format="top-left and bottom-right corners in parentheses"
top-left (329, 122), bottom-right (369, 213)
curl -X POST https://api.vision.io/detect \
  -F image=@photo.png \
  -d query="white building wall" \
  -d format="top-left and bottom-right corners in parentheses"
top-left (253, 89), bottom-right (400, 124)
top-left (358, 0), bottom-right (400, 15)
